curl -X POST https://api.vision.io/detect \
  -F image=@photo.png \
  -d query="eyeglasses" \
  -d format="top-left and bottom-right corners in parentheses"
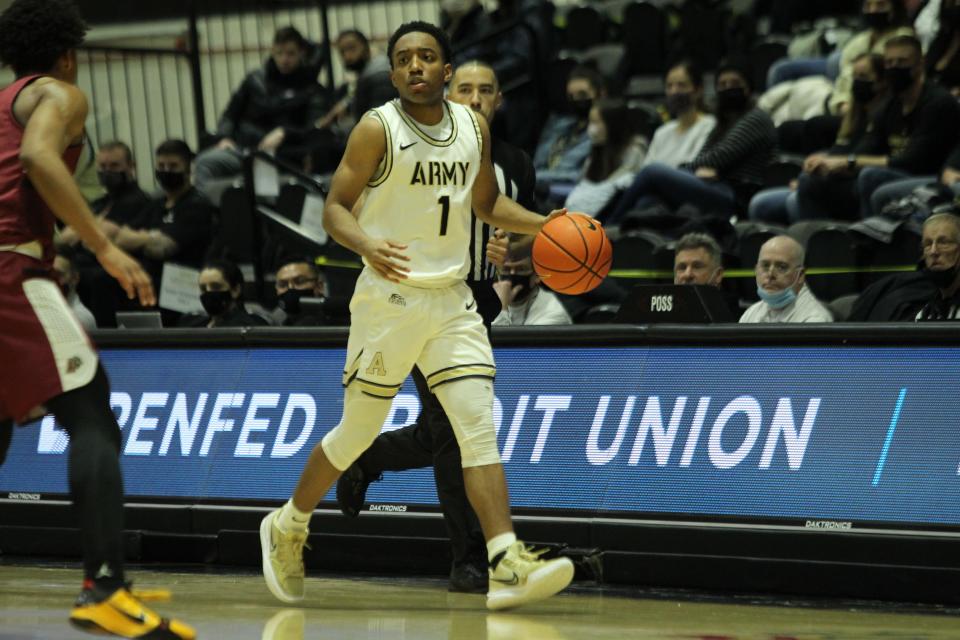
top-left (755, 260), bottom-right (798, 276)
top-left (922, 238), bottom-right (959, 253)
top-left (277, 276), bottom-right (317, 289)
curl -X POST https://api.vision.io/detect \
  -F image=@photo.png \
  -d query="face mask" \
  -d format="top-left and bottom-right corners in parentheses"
top-left (716, 87), bottom-right (748, 112)
top-left (665, 92), bottom-right (694, 118)
top-left (279, 288), bottom-right (307, 315)
top-left (98, 170), bottom-right (130, 192)
top-left (757, 284), bottom-right (797, 309)
top-left (924, 264), bottom-right (960, 288)
top-left (851, 79), bottom-right (876, 103)
top-left (885, 66), bottom-right (914, 93)
top-left (200, 290), bottom-right (232, 317)
top-left (586, 123), bottom-right (606, 144)
top-left (567, 98), bottom-right (593, 119)
top-left (504, 273), bottom-right (534, 301)
top-left (862, 11), bottom-right (892, 30)
top-left (156, 170), bottom-right (187, 192)
top-left (344, 58), bottom-right (366, 73)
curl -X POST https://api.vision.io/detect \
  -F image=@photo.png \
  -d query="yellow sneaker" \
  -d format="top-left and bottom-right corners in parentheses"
top-left (69, 586), bottom-right (196, 639)
top-left (486, 542), bottom-right (574, 611)
top-left (260, 509), bottom-right (309, 603)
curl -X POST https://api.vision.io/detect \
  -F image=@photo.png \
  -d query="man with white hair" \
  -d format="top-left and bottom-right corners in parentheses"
top-left (916, 213), bottom-right (960, 320)
top-left (740, 235), bottom-right (833, 323)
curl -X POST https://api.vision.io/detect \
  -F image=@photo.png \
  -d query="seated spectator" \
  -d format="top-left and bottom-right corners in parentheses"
top-left (794, 36), bottom-right (960, 220)
top-left (533, 66), bottom-right (605, 192)
top-left (673, 232), bottom-right (724, 287)
top-left (274, 258), bottom-right (329, 326)
top-left (111, 139), bottom-right (215, 272)
top-left (179, 259), bottom-right (268, 328)
top-left (925, 0), bottom-right (960, 94)
top-left (740, 236), bottom-right (833, 323)
top-left (195, 26), bottom-right (330, 197)
top-left (317, 29), bottom-right (394, 132)
top-left (916, 213), bottom-right (960, 319)
top-left (642, 60), bottom-right (716, 170)
top-left (564, 99), bottom-right (647, 218)
top-left (751, 53), bottom-right (888, 224)
top-left (57, 141), bottom-right (149, 249)
top-left (492, 240), bottom-right (572, 326)
top-left (607, 58), bottom-right (776, 224)
top-left (53, 250), bottom-right (96, 331)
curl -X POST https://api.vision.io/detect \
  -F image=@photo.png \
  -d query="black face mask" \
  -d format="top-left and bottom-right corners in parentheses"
top-left (504, 273), bottom-right (534, 301)
top-left (567, 98), bottom-right (593, 119)
top-left (278, 288), bottom-right (313, 315)
top-left (924, 263), bottom-right (960, 289)
top-left (98, 170), bottom-right (130, 193)
top-left (344, 58), bottom-right (367, 73)
top-left (155, 170), bottom-right (187, 192)
top-left (862, 11), bottom-right (892, 30)
top-left (665, 92), bottom-right (694, 118)
top-left (200, 290), bottom-right (232, 317)
top-left (885, 65), bottom-right (915, 93)
top-left (716, 87), bottom-right (749, 112)
top-left (851, 78), bottom-right (877, 103)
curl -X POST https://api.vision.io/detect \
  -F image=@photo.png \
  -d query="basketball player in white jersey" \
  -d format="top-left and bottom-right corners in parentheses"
top-left (260, 21), bottom-right (574, 611)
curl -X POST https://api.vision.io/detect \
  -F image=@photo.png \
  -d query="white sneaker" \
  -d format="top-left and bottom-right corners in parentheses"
top-left (260, 509), bottom-right (309, 603)
top-left (486, 541), bottom-right (574, 611)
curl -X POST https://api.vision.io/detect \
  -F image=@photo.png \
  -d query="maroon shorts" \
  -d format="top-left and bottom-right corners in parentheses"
top-left (0, 251), bottom-right (97, 423)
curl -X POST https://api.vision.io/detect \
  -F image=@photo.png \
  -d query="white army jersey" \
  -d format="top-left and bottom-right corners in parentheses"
top-left (361, 99), bottom-right (483, 287)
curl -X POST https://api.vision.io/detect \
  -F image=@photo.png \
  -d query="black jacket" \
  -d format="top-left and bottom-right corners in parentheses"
top-left (216, 58), bottom-right (331, 150)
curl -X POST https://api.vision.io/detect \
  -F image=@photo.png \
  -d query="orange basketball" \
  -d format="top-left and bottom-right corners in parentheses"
top-left (532, 213), bottom-right (612, 295)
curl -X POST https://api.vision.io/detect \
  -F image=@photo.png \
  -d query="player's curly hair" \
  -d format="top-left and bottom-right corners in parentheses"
top-left (0, 0), bottom-right (88, 76)
top-left (387, 21), bottom-right (451, 69)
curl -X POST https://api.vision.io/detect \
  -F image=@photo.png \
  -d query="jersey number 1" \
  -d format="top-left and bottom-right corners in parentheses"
top-left (438, 195), bottom-right (449, 236)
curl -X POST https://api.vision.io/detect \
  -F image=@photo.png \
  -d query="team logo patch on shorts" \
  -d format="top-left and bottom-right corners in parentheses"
top-left (66, 356), bottom-right (83, 374)
top-left (388, 294), bottom-right (406, 307)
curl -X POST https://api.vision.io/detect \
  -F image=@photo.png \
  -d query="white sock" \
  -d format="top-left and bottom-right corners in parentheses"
top-left (487, 532), bottom-right (517, 564)
top-left (277, 499), bottom-right (311, 532)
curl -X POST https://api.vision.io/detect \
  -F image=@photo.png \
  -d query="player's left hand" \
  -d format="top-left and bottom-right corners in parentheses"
top-left (486, 228), bottom-right (508, 268)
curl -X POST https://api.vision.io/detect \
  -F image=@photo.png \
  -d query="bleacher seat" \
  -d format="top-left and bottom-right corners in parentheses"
top-left (563, 5), bottom-right (607, 51)
top-left (790, 221), bottom-right (859, 301)
top-left (621, 1), bottom-right (667, 75)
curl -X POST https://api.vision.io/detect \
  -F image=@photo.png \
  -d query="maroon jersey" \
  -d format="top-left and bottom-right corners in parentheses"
top-left (0, 75), bottom-right (82, 263)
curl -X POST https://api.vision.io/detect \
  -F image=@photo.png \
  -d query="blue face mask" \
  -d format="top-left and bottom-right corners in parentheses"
top-left (757, 284), bottom-right (797, 309)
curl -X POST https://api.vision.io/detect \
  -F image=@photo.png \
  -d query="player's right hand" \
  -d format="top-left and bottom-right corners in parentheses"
top-left (95, 243), bottom-right (156, 306)
top-left (363, 239), bottom-right (410, 282)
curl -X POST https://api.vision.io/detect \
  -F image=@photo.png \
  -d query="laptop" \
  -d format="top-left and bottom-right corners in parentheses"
top-left (115, 311), bottom-right (164, 329)
top-left (614, 284), bottom-right (735, 323)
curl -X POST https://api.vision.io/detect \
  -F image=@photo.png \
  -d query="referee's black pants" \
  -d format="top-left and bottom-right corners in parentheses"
top-left (355, 280), bottom-right (500, 569)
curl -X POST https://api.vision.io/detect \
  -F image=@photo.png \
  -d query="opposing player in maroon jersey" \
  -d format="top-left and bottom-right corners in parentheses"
top-left (0, 1), bottom-right (194, 637)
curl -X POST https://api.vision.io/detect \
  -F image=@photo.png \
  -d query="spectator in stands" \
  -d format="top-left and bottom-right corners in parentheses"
top-left (53, 250), bottom-right (96, 331)
top-left (564, 99), bottom-right (647, 218)
top-left (607, 58), bottom-right (776, 224)
top-left (925, 0), bottom-right (960, 94)
top-left (741, 236), bottom-right (833, 323)
top-left (195, 26), bottom-right (330, 198)
top-left (492, 239), bottom-right (572, 325)
top-left (179, 259), bottom-right (268, 328)
top-left (273, 258), bottom-right (329, 326)
top-left (317, 29), bottom-right (395, 132)
top-left (751, 53), bottom-right (888, 224)
top-left (794, 36), bottom-right (960, 220)
top-left (533, 65), bottom-right (604, 191)
top-left (674, 232), bottom-right (724, 287)
top-left (642, 60), bottom-right (716, 170)
top-left (915, 213), bottom-right (960, 319)
top-left (828, 0), bottom-right (915, 115)
top-left (111, 139), bottom-right (215, 272)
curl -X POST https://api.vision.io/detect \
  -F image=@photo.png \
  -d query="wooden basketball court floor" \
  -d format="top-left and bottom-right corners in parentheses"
top-left (2, 562), bottom-right (959, 639)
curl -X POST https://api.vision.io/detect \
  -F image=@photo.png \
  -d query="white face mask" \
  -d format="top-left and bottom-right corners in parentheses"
top-left (587, 123), bottom-right (606, 144)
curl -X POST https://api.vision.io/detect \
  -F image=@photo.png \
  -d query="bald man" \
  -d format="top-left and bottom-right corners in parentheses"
top-left (740, 235), bottom-right (833, 323)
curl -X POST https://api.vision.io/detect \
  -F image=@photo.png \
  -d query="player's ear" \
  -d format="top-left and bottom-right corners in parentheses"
top-left (443, 63), bottom-right (453, 83)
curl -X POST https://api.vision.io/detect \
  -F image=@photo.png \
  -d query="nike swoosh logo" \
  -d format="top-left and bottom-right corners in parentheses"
top-left (466, 300), bottom-right (476, 310)
top-left (122, 609), bottom-right (147, 625)
top-left (400, 141), bottom-right (417, 151)
top-left (491, 572), bottom-right (519, 586)
top-left (586, 220), bottom-right (597, 230)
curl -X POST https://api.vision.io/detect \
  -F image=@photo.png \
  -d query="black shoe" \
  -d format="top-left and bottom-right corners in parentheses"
top-left (335, 463), bottom-right (379, 518)
top-left (449, 562), bottom-right (488, 594)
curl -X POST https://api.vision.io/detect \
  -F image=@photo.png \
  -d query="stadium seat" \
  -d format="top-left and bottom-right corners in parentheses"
top-left (751, 40), bottom-right (789, 92)
top-left (790, 221), bottom-right (860, 300)
top-left (621, 1), bottom-right (667, 75)
top-left (828, 293), bottom-right (859, 321)
top-left (562, 5), bottom-right (607, 51)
